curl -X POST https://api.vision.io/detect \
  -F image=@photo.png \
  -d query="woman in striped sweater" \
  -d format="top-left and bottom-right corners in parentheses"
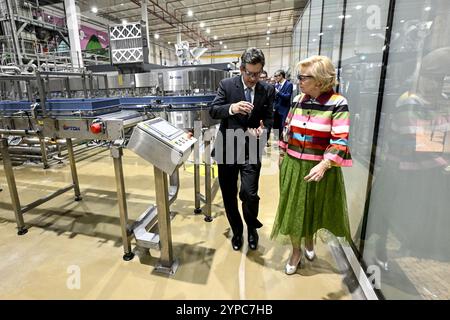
top-left (270, 56), bottom-right (353, 275)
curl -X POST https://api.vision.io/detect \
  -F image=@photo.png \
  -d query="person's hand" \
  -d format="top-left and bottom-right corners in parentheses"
top-left (304, 160), bottom-right (331, 182)
top-left (248, 120), bottom-right (265, 138)
top-left (231, 101), bottom-right (254, 115)
top-left (185, 130), bottom-right (194, 139)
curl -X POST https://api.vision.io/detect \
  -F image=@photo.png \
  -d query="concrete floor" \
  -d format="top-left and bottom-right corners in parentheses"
top-left (0, 144), bottom-right (358, 300)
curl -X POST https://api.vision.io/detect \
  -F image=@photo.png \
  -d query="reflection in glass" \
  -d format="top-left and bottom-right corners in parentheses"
top-left (300, 3), bottom-right (310, 61)
top-left (338, 0), bottom-right (388, 247)
top-left (365, 0), bottom-right (450, 300)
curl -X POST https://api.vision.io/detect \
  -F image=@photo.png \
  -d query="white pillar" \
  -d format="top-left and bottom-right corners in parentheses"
top-left (141, 0), bottom-right (151, 63)
top-left (64, 0), bottom-right (83, 69)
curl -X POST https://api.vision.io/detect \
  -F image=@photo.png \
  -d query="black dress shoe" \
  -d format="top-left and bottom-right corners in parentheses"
top-left (231, 235), bottom-right (243, 251)
top-left (248, 228), bottom-right (259, 250)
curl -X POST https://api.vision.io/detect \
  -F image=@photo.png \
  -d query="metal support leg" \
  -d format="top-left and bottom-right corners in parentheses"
top-left (193, 127), bottom-right (201, 214)
top-left (104, 74), bottom-right (109, 97)
top-left (154, 167), bottom-right (178, 275)
top-left (65, 77), bottom-right (72, 98)
top-left (111, 145), bottom-right (134, 261)
top-left (39, 136), bottom-right (49, 169)
top-left (66, 138), bottom-right (82, 201)
top-left (82, 72), bottom-right (88, 98)
top-left (88, 73), bottom-right (94, 98)
top-left (204, 138), bottom-right (213, 222)
top-left (26, 82), bottom-right (33, 101)
top-left (0, 138), bottom-right (27, 235)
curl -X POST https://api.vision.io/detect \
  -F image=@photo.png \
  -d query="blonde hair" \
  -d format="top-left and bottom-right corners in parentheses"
top-left (297, 55), bottom-right (338, 92)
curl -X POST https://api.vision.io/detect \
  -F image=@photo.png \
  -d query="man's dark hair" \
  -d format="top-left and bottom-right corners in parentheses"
top-left (240, 47), bottom-right (265, 68)
top-left (274, 69), bottom-right (286, 78)
top-left (260, 70), bottom-right (268, 77)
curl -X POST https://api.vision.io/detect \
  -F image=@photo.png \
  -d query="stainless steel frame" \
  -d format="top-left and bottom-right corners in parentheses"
top-left (0, 136), bottom-right (81, 235)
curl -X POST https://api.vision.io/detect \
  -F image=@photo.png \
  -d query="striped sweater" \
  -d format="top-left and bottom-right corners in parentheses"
top-left (279, 90), bottom-right (352, 167)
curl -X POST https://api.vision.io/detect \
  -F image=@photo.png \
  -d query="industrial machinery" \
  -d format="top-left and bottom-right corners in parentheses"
top-left (0, 65), bottom-right (226, 271)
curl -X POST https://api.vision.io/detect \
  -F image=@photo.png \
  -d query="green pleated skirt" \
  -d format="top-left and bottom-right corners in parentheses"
top-left (270, 154), bottom-right (351, 247)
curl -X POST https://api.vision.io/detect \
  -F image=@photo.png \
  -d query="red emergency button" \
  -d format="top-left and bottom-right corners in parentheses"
top-left (90, 122), bottom-right (103, 134)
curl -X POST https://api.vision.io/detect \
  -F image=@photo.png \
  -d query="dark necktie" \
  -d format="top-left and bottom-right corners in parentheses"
top-left (245, 87), bottom-right (252, 103)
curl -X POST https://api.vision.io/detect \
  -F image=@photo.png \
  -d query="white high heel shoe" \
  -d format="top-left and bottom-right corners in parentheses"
top-left (285, 255), bottom-right (303, 275)
top-left (305, 248), bottom-right (315, 261)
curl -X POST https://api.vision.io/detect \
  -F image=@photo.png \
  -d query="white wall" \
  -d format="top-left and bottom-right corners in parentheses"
top-left (264, 46), bottom-right (292, 77)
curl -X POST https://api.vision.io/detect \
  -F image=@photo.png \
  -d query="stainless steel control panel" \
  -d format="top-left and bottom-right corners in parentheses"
top-left (127, 117), bottom-right (197, 174)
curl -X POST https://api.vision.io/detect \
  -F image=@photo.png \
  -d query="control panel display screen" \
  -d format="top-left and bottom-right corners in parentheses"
top-left (148, 120), bottom-right (180, 138)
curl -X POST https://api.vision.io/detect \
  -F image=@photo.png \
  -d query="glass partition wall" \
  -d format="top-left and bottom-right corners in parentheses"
top-left (291, 0), bottom-right (450, 300)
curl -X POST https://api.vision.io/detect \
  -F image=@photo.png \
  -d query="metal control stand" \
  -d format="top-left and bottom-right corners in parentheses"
top-left (111, 140), bottom-right (181, 268)
top-left (126, 117), bottom-right (197, 275)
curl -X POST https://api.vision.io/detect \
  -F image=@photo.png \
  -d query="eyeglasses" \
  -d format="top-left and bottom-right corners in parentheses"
top-left (297, 74), bottom-right (314, 81)
top-left (243, 68), bottom-right (263, 78)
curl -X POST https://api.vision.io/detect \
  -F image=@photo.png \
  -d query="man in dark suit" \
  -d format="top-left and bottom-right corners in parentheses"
top-left (209, 48), bottom-right (274, 251)
top-left (273, 70), bottom-right (293, 139)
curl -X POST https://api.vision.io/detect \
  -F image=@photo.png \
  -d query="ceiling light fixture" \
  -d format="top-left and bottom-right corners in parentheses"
top-left (91, 7), bottom-right (98, 13)
top-left (200, 22), bottom-right (205, 28)
top-left (154, 34), bottom-right (160, 39)
top-left (188, 10), bottom-right (193, 17)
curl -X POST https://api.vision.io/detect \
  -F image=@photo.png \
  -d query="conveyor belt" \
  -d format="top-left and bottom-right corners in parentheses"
top-left (0, 95), bottom-right (214, 116)
top-left (0, 98), bottom-right (121, 117)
